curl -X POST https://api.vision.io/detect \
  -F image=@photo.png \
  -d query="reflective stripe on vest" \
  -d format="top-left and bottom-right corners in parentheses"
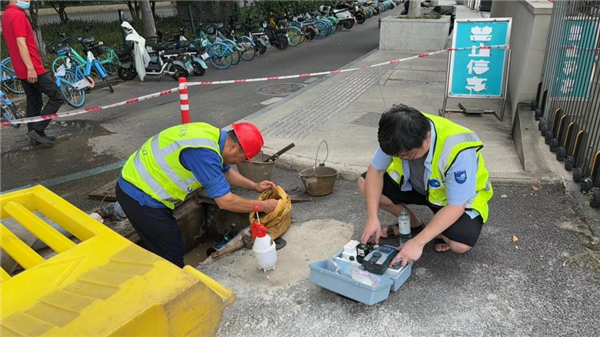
top-left (121, 123), bottom-right (222, 209)
top-left (436, 132), bottom-right (482, 174)
top-left (148, 136), bottom-right (218, 193)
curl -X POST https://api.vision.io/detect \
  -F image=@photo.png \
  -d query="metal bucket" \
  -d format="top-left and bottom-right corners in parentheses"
top-left (236, 152), bottom-right (276, 183)
top-left (298, 141), bottom-right (338, 196)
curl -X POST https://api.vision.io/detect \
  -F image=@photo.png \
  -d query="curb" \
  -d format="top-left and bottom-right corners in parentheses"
top-left (261, 145), bottom-right (566, 188)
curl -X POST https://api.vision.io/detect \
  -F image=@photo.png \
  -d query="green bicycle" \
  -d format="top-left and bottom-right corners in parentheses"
top-left (51, 36), bottom-right (120, 75)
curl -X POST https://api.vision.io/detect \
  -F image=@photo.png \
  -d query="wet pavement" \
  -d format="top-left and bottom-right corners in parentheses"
top-left (1, 5), bottom-right (402, 210)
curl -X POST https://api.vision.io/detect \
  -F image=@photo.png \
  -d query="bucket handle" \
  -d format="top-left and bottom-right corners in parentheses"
top-left (315, 140), bottom-right (329, 168)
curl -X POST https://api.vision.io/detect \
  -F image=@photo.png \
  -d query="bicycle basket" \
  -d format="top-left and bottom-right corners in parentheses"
top-left (114, 44), bottom-right (132, 62)
top-left (90, 44), bottom-right (107, 57)
top-left (145, 36), bottom-right (159, 45)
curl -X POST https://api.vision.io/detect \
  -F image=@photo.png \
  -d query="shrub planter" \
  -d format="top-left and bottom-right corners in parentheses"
top-left (379, 16), bottom-right (451, 52)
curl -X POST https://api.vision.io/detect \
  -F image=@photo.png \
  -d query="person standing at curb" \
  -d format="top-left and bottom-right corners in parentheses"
top-left (1, 0), bottom-right (64, 147)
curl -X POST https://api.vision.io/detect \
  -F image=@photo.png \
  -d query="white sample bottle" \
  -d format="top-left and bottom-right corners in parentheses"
top-left (252, 207), bottom-right (277, 272)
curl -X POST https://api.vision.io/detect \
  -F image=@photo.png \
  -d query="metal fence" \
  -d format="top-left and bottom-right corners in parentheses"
top-left (537, 0), bottom-right (600, 192)
top-left (38, 5), bottom-right (178, 26)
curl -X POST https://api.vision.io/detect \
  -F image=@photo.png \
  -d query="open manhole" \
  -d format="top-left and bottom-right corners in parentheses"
top-left (89, 180), bottom-right (249, 266)
top-left (257, 83), bottom-right (305, 96)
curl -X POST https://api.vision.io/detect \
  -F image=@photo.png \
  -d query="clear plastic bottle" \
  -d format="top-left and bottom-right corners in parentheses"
top-left (398, 208), bottom-right (411, 245)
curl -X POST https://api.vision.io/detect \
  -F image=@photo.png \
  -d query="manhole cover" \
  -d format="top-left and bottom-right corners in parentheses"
top-left (257, 83), bottom-right (305, 96)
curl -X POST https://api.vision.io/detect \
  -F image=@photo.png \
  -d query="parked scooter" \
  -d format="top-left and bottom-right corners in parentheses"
top-left (320, 5), bottom-right (355, 30)
top-left (263, 22), bottom-right (289, 50)
top-left (118, 22), bottom-right (184, 81)
top-left (337, 2), bottom-right (366, 24)
top-left (246, 21), bottom-right (269, 55)
top-left (165, 27), bottom-right (209, 76)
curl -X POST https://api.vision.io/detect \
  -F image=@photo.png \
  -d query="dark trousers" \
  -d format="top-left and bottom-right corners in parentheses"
top-left (361, 172), bottom-right (484, 247)
top-left (20, 73), bottom-right (64, 133)
top-left (115, 183), bottom-right (185, 268)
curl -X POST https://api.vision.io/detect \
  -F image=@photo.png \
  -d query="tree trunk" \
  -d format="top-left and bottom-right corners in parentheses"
top-left (49, 1), bottom-right (70, 24)
top-left (408, 0), bottom-right (421, 18)
top-left (140, 0), bottom-right (156, 38)
top-left (28, 3), bottom-right (46, 58)
top-left (125, 0), bottom-right (141, 22)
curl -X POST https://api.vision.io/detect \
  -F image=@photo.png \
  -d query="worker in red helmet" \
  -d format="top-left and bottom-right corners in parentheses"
top-left (116, 122), bottom-right (278, 267)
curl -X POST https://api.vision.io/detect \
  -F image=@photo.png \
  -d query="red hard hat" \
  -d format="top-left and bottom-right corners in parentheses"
top-left (231, 122), bottom-right (264, 163)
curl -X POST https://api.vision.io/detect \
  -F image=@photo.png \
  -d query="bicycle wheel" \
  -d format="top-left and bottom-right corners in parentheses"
top-left (287, 27), bottom-right (302, 47)
top-left (208, 43), bottom-right (233, 70)
top-left (315, 21), bottom-right (328, 39)
top-left (97, 46), bottom-right (120, 75)
top-left (1, 59), bottom-right (25, 95)
top-left (305, 28), bottom-right (316, 41)
top-left (299, 29), bottom-right (306, 44)
top-left (237, 36), bottom-right (256, 61)
top-left (58, 69), bottom-right (86, 108)
top-left (1, 101), bottom-right (22, 128)
top-left (326, 17), bottom-right (338, 34)
top-left (52, 56), bottom-right (85, 74)
top-left (221, 40), bottom-right (240, 65)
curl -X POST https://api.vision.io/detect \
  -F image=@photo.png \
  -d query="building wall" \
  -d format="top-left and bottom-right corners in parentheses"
top-left (491, 0), bottom-right (553, 124)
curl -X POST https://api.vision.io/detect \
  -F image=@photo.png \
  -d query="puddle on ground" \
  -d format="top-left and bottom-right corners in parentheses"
top-left (1, 120), bottom-right (119, 191)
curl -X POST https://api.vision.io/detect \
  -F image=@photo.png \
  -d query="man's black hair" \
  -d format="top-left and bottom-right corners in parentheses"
top-left (377, 104), bottom-right (431, 156)
top-left (227, 129), bottom-right (240, 143)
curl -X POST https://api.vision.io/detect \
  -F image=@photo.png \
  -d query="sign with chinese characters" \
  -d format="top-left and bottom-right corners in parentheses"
top-left (448, 18), bottom-right (512, 98)
top-left (552, 19), bottom-right (599, 99)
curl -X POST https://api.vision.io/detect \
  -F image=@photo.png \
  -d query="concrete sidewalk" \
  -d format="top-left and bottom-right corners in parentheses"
top-left (243, 45), bottom-right (565, 185)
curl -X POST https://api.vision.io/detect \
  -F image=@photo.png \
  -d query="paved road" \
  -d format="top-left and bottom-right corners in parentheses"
top-left (207, 169), bottom-right (600, 337)
top-left (0, 6), bottom-right (402, 209)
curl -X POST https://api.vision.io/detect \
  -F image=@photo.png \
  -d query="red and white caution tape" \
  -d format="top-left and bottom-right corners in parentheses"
top-left (1, 87), bottom-right (178, 126)
top-left (185, 45), bottom-right (508, 87)
top-left (1, 45), bottom-right (507, 126)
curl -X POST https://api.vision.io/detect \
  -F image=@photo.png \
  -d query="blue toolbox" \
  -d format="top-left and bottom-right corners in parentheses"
top-left (309, 241), bottom-right (412, 305)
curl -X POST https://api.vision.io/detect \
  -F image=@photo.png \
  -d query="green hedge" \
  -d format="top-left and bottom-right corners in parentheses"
top-left (1, 18), bottom-right (183, 71)
top-left (239, 0), bottom-right (336, 24)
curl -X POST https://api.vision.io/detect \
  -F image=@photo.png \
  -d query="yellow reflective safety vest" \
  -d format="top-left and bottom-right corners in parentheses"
top-left (386, 113), bottom-right (493, 222)
top-left (121, 123), bottom-right (223, 209)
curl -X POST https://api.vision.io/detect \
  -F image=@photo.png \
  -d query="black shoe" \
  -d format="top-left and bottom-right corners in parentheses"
top-left (28, 130), bottom-right (54, 148)
top-left (31, 132), bottom-right (57, 146)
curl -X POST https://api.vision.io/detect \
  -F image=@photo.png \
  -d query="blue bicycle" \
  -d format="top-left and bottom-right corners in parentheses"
top-left (1, 88), bottom-right (25, 128)
top-left (51, 36), bottom-right (113, 108)
top-left (1, 57), bottom-right (25, 95)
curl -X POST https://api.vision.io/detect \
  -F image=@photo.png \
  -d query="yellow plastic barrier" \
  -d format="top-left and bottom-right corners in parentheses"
top-left (0, 185), bottom-right (234, 337)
